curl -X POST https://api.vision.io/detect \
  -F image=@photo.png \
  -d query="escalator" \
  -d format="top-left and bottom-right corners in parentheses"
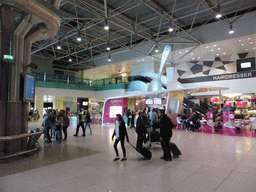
top-left (183, 98), bottom-right (217, 116)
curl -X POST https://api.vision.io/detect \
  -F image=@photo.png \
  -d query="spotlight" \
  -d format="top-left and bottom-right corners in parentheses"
top-left (108, 55), bottom-right (111, 62)
top-left (106, 42), bottom-right (111, 51)
top-left (77, 37), bottom-right (82, 42)
top-left (155, 45), bottom-right (159, 53)
top-left (69, 58), bottom-right (72, 62)
top-left (215, 4), bottom-right (222, 19)
top-left (168, 22), bottom-right (174, 32)
top-left (229, 24), bottom-right (234, 34)
top-left (57, 45), bottom-right (61, 50)
top-left (104, 19), bottom-right (109, 30)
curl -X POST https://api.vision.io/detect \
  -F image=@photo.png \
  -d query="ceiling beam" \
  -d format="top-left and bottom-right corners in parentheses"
top-left (137, 0), bottom-right (202, 44)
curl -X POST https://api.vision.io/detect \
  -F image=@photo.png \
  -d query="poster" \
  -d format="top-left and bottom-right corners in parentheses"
top-left (109, 106), bottom-right (123, 118)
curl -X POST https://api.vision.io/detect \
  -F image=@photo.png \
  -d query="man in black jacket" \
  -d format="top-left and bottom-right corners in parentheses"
top-left (136, 112), bottom-right (146, 150)
top-left (159, 110), bottom-right (174, 161)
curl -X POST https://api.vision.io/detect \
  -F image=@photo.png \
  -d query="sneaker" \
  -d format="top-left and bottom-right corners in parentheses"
top-left (82, 134), bottom-right (86, 137)
top-left (73, 134), bottom-right (78, 137)
top-left (121, 157), bottom-right (127, 161)
top-left (113, 157), bottom-right (120, 161)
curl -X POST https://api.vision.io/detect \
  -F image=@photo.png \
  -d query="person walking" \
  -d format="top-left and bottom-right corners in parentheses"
top-left (62, 111), bottom-right (70, 141)
top-left (74, 109), bottom-right (86, 136)
top-left (85, 110), bottom-right (92, 135)
top-left (112, 114), bottom-right (129, 161)
top-left (136, 112), bottom-right (146, 151)
top-left (42, 110), bottom-right (52, 143)
top-left (159, 110), bottom-right (174, 161)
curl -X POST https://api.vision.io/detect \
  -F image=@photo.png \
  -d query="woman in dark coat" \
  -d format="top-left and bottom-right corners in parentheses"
top-left (112, 114), bottom-right (130, 161)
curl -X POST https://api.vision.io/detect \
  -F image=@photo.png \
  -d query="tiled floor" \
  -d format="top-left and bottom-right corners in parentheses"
top-left (1, 119), bottom-right (256, 192)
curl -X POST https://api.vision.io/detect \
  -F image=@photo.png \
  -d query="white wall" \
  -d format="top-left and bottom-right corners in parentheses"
top-left (95, 89), bottom-right (126, 99)
top-left (185, 77), bottom-right (256, 96)
top-left (35, 87), bottom-right (96, 98)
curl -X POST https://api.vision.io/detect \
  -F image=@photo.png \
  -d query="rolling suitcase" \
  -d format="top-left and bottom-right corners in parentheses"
top-left (169, 142), bottom-right (182, 157)
top-left (129, 143), bottom-right (152, 160)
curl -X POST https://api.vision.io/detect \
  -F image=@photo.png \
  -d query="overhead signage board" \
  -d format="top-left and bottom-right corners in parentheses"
top-left (178, 71), bottom-right (256, 84)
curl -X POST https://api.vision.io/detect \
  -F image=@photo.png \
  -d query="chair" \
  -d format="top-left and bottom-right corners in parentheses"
top-left (176, 117), bottom-right (182, 129)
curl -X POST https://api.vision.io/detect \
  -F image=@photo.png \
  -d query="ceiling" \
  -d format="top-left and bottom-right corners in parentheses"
top-left (31, 0), bottom-right (256, 71)
top-left (83, 33), bottom-right (256, 79)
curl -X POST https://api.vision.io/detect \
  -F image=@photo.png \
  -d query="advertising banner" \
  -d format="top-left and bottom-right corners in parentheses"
top-left (207, 111), bottom-right (213, 127)
top-left (223, 108), bottom-right (235, 134)
top-left (103, 98), bottom-right (128, 124)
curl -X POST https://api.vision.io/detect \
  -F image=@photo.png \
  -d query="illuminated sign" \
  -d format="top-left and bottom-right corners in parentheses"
top-left (3, 55), bottom-right (14, 61)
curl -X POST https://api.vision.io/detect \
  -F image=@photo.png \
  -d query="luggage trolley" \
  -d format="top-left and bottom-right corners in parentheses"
top-left (145, 125), bottom-right (161, 149)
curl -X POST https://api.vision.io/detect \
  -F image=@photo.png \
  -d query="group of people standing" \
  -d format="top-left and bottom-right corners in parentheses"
top-left (42, 109), bottom-right (70, 143)
top-left (112, 108), bottom-right (174, 162)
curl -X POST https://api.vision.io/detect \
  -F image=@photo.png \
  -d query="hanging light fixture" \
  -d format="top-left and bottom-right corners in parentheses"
top-left (229, 24), bottom-right (234, 34)
top-left (77, 36), bottom-right (82, 42)
top-left (168, 22), bottom-right (174, 32)
top-left (106, 41), bottom-right (111, 51)
top-left (57, 45), bottom-right (61, 50)
top-left (155, 45), bottom-right (159, 53)
top-left (215, 4), bottom-right (222, 19)
top-left (69, 58), bottom-right (72, 62)
top-left (104, 19), bottom-right (109, 30)
top-left (108, 54), bottom-right (111, 62)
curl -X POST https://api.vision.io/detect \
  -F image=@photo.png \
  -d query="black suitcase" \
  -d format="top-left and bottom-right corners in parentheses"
top-left (151, 131), bottom-right (160, 142)
top-left (169, 142), bottom-right (182, 157)
top-left (129, 143), bottom-right (152, 160)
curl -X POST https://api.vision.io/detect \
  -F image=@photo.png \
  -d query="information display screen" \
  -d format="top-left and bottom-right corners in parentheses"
top-left (109, 106), bottom-right (123, 118)
top-left (154, 98), bottom-right (162, 105)
top-left (24, 73), bottom-right (35, 102)
top-left (145, 99), bottom-right (153, 105)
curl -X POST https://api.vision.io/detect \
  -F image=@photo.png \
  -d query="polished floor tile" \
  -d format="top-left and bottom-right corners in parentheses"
top-left (1, 120), bottom-right (256, 192)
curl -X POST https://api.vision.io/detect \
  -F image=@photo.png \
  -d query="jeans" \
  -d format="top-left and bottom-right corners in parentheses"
top-left (85, 122), bottom-right (92, 134)
top-left (114, 139), bottom-right (126, 157)
top-left (44, 126), bottom-right (51, 141)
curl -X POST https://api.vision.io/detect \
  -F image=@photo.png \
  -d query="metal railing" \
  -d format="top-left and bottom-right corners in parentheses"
top-left (33, 72), bottom-right (130, 87)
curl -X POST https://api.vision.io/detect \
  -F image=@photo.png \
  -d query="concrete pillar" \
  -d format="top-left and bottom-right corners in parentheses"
top-left (35, 95), bottom-right (44, 116)
top-left (54, 96), bottom-right (64, 111)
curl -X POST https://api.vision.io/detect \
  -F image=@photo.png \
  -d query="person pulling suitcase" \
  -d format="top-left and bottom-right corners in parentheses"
top-left (159, 110), bottom-right (174, 161)
top-left (112, 114), bottom-right (129, 161)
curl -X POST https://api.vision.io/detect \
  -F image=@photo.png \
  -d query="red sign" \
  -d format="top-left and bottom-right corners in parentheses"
top-left (93, 104), bottom-right (99, 108)
top-left (249, 99), bottom-right (256, 102)
top-left (210, 97), bottom-right (218, 102)
top-left (76, 102), bottom-right (81, 105)
top-left (224, 103), bottom-right (231, 106)
top-left (237, 101), bottom-right (246, 106)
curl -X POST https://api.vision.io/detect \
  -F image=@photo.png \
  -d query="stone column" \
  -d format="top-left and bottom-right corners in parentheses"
top-left (35, 95), bottom-right (44, 117)
top-left (54, 96), bottom-right (64, 111)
